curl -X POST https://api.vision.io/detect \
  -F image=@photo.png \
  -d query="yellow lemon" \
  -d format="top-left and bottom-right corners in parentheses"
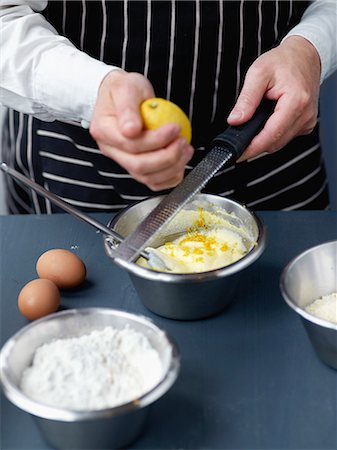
top-left (140, 98), bottom-right (192, 144)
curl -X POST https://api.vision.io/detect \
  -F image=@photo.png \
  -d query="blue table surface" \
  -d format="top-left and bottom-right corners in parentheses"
top-left (1, 211), bottom-right (337, 450)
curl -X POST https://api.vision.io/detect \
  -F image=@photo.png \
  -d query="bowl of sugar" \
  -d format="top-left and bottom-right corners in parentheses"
top-left (280, 240), bottom-right (337, 369)
top-left (0, 308), bottom-right (180, 449)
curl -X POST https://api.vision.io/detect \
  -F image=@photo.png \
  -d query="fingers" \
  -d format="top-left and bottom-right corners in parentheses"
top-left (91, 115), bottom-right (181, 154)
top-left (90, 71), bottom-right (194, 191)
top-left (91, 70), bottom-right (182, 155)
top-left (237, 93), bottom-right (317, 161)
top-left (230, 40), bottom-right (321, 162)
top-left (227, 64), bottom-right (270, 125)
top-left (101, 138), bottom-right (194, 191)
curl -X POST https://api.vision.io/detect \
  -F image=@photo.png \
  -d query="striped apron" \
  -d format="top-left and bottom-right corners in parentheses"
top-left (2, 0), bottom-right (329, 214)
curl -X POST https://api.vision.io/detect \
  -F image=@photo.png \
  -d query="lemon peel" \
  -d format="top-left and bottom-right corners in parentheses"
top-left (140, 97), bottom-right (192, 143)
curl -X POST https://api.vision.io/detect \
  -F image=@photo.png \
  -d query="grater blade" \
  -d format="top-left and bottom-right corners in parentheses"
top-left (113, 99), bottom-right (275, 263)
top-left (114, 145), bottom-right (235, 262)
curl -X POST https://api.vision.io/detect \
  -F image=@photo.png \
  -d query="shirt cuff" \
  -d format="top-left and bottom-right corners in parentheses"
top-left (34, 43), bottom-right (119, 124)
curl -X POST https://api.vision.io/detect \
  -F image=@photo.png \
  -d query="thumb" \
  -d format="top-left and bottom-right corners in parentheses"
top-left (117, 106), bottom-right (143, 138)
top-left (112, 75), bottom-right (155, 138)
top-left (113, 94), bottom-right (144, 138)
top-left (227, 67), bottom-right (269, 125)
top-left (94, 71), bottom-right (145, 138)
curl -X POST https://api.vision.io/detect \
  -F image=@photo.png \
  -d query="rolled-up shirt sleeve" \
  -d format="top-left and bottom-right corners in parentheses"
top-left (0, 0), bottom-right (118, 123)
top-left (283, 0), bottom-right (337, 83)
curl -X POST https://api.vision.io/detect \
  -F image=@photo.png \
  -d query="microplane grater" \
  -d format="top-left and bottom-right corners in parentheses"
top-left (114, 99), bottom-right (275, 263)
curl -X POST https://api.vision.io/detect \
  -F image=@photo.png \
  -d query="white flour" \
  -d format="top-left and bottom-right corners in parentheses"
top-left (21, 326), bottom-right (163, 410)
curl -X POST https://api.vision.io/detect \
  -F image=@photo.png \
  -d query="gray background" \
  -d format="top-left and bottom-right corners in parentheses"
top-left (0, 73), bottom-right (336, 214)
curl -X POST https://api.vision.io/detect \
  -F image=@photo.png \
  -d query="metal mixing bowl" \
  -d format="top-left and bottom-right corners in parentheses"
top-left (0, 308), bottom-right (180, 449)
top-left (280, 240), bottom-right (337, 370)
top-left (104, 194), bottom-right (266, 320)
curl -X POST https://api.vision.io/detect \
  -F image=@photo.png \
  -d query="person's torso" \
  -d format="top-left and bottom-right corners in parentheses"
top-left (44, 0), bottom-right (308, 147)
top-left (5, 0), bottom-right (329, 213)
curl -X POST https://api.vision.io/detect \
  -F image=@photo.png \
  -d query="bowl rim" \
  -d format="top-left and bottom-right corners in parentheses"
top-left (104, 194), bottom-right (267, 282)
top-left (280, 240), bottom-right (337, 331)
top-left (0, 307), bottom-right (180, 421)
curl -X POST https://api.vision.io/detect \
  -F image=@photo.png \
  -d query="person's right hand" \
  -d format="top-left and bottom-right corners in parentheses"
top-left (90, 71), bottom-right (194, 191)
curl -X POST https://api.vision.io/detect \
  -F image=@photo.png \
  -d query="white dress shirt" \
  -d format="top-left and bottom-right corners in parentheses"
top-left (0, 0), bottom-right (336, 125)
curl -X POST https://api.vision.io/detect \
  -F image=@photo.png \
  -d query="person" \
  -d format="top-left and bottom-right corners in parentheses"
top-left (1, 0), bottom-right (336, 214)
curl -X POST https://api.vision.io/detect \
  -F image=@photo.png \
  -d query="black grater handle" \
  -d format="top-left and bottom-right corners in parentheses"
top-left (211, 98), bottom-right (276, 160)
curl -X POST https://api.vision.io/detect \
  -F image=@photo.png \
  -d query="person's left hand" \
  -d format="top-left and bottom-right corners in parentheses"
top-left (227, 35), bottom-right (321, 161)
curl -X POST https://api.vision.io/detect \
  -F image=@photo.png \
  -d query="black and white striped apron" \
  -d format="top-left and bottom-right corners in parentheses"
top-left (2, 0), bottom-right (330, 214)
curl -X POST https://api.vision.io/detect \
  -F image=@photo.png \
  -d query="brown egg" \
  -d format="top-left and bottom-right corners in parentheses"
top-left (18, 278), bottom-right (60, 320)
top-left (36, 249), bottom-right (86, 289)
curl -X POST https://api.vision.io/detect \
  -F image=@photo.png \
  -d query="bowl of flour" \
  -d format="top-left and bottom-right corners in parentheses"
top-left (280, 240), bottom-right (337, 370)
top-left (0, 308), bottom-right (180, 449)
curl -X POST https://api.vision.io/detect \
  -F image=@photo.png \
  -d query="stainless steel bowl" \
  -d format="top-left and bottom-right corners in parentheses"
top-left (104, 194), bottom-right (266, 320)
top-left (0, 308), bottom-right (180, 449)
top-left (280, 240), bottom-right (337, 369)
